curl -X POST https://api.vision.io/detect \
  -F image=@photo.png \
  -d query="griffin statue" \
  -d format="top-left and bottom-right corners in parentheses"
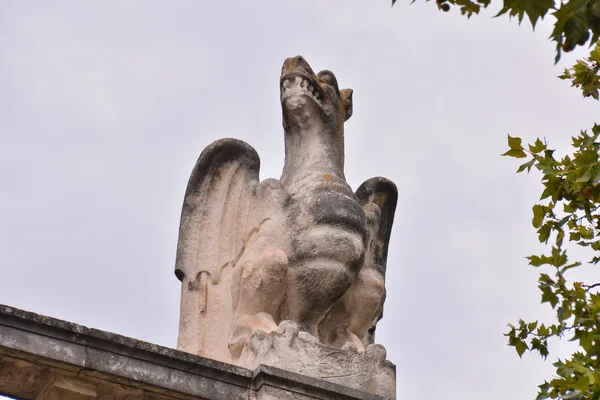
top-left (174, 56), bottom-right (397, 366)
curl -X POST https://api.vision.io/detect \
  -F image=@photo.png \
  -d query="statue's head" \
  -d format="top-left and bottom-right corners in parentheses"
top-left (280, 56), bottom-right (353, 132)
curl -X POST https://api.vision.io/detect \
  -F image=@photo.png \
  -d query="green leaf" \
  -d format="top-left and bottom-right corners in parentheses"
top-left (503, 134), bottom-right (527, 158)
top-left (565, 202), bottom-right (578, 213)
top-left (528, 254), bottom-right (552, 266)
top-left (557, 306), bottom-right (571, 321)
top-left (528, 321), bottom-right (538, 331)
top-left (538, 222), bottom-right (552, 243)
top-left (508, 134), bottom-right (523, 150)
top-left (529, 138), bottom-right (546, 153)
top-left (560, 261), bottom-right (582, 273)
top-left (550, 0), bottom-right (590, 61)
top-left (550, 246), bottom-right (567, 267)
top-left (591, 166), bottom-right (600, 185)
top-left (559, 68), bottom-right (573, 80)
top-left (586, 369), bottom-right (595, 385)
top-left (584, 202), bottom-right (593, 221)
top-left (494, 0), bottom-right (554, 28)
top-left (540, 186), bottom-right (554, 200)
top-left (556, 215), bottom-right (570, 228)
top-left (576, 167), bottom-right (593, 182)
top-left (590, 45), bottom-right (600, 63)
top-left (502, 148), bottom-right (527, 158)
top-left (539, 273), bottom-right (555, 285)
top-left (578, 226), bottom-right (593, 240)
top-left (541, 286), bottom-right (559, 308)
top-left (556, 228), bottom-right (564, 247)
top-left (531, 337), bottom-right (549, 358)
top-left (536, 383), bottom-right (550, 400)
top-left (517, 158), bottom-right (536, 173)
top-left (572, 329), bottom-right (594, 351)
top-left (538, 323), bottom-right (550, 336)
top-left (515, 339), bottom-right (529, 357)
top-left (532, 204), bottom-right (545, 228)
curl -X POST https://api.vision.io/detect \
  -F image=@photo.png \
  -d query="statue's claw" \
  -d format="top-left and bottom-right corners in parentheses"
top-left (342, 331), bottom-right (365, 354)
top-left (229, 312), bottom-right (278, 358)
top-left (276, 320), bottom-right (299, 337)
top-left (365, 343), bottom-right (387, 364)
top-left (341, 341), bottom-right (359, 353)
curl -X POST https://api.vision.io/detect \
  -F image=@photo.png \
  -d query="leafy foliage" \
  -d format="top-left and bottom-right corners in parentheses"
top-left (559, 42), bottom-right (600, 99)
top-left (550, 0), bottom-right (600, 62)
top-left (393, 0), bottom-right (490, 16)
top-left (504, 126), bottom-right (600, 399)
top-left (495, 0), bottom-right (554, 28)
top-left (391, 0), bottom-right (600, 63)
top-left (390, 0), bottom-right (600, 397)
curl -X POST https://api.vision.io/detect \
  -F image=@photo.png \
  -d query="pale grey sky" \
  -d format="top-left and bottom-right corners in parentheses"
top-left (0, 1), bottom-right (597, 399)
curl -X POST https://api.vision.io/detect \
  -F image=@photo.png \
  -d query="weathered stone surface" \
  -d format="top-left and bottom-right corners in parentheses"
top-left (174, 56), bottom-right (398, 395)
top-left (37, 376), bottom-right (97, 399)
top-left (0, 304), bottom-right (249, 400)
top-left (241, 321), bottom-right (395, 399)
top-left (251, 365), bottom-right (385, 400)
top-left (0, 304), bottom-right (390, 400)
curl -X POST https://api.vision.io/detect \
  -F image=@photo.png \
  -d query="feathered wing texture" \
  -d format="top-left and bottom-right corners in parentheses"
top-left (355, 177), bottom-right (398, 272)
top-left (175, 138), bottom-right (260, 362)
top-left (355, 177), bottom-right (398, 346)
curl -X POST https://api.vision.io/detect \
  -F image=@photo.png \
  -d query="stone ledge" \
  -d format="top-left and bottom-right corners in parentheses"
top-left (0, 305), bottom-right (387, 400)
top-left (241, 322), bottom-right (395, 399)
top-left (252, 365), bottom-right (385, 400)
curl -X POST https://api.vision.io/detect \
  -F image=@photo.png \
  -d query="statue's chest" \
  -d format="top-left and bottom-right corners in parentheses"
top-left (303, 189), bottom-right (366, 234)
top-left (286, 176), bottom-right (367, 233)
top-left (288, 176), bottom-right (367, 262)
top-left (286, 185), bottom-right (367, 270)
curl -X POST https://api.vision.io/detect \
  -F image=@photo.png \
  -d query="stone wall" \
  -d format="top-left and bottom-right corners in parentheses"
top-left (0, 305), bottom-right (387, 400)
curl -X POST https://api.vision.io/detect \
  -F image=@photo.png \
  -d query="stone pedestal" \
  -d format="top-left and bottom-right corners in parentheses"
top-left (0, 305), bottom-right (394, 400)
top-left (239, 321), bottom-right (396, 399)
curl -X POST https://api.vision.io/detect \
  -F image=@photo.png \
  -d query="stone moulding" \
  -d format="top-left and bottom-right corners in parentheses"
top-left (0, 304), bottom-right (391, 400)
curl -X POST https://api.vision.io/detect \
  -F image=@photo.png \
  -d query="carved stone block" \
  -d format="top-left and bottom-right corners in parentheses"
top-left (241, 321), bottom-right (395, 400)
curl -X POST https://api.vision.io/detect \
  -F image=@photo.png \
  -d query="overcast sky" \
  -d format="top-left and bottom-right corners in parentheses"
top-left (1, 2), bottom-right (598, 399)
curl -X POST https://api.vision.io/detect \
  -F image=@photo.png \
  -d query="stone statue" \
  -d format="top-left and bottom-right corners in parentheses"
top-left (174, 56), bottom-right (397, 367)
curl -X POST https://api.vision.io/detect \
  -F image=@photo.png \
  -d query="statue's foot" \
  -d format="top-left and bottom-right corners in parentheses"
top-left (245, 320), bottom-right (318, 357)
top-left (229, 312), bottom-right (278, 358)
top-left (365, 343), bottom-right (387, 364)
top-left (342, 330), bottom-right (365, 354)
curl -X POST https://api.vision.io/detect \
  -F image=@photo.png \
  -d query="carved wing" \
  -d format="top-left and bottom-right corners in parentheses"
top-left (174, 138), bottom-right (260, 359)
top-left (355, 177), bottom-right (397, 346)
top-left (355, 177), bottom-right (398, 271)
